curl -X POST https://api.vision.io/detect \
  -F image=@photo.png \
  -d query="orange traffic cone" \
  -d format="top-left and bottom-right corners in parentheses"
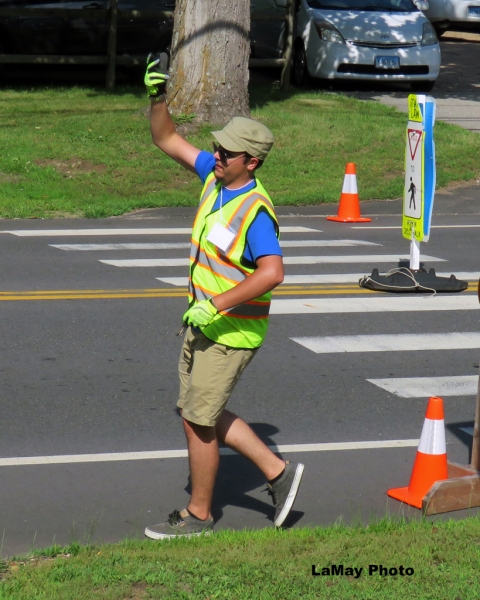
top-left (387, 396), bottom-right (448, 508)
top-left (327, 163), bottom-right (371, 223)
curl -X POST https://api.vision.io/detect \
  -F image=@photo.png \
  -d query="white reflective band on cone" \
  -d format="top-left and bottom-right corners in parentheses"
top-left (417, 417), bottom-right (446, 455)
top-left (342, 174), bottom-right (358, 194)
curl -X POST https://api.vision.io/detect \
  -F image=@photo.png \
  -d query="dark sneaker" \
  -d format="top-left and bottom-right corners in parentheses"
top-left (145, 508), bottom-right (214, 540)
top-left (267, 461), bottom-right (304, 527)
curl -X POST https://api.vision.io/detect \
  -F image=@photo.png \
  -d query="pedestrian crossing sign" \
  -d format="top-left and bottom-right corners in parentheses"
top-left (402, 95), bottom-right (436, 243)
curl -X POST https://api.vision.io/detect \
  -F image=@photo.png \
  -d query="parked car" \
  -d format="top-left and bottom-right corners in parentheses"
top-left (292, 0), bottom-right (441, 90)
top-left (0, 0), bottom-right (174, 58)
top-left (250, 0), bottom-right (287, 58)
top-left (0, 0), bottom-right (289, 72)
top-left (422, 0), bottom-right (480, 36)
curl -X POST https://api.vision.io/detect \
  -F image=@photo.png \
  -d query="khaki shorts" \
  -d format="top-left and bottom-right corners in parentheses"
top-left (177, 327), bottom-right (258, 427)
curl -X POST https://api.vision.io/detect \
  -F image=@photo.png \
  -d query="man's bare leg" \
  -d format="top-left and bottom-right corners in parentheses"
top-left (183, 418), bottom-right (219, 521)
top-left (215, 409), bottom-right (285, 481)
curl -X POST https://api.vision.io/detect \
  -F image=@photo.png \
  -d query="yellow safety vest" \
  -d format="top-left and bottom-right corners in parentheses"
top-left (188, 172), bottom-right (279, 349)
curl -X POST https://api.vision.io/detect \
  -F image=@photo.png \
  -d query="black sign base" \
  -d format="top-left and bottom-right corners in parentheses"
top-left (359, 268), bottom-right (468, 293)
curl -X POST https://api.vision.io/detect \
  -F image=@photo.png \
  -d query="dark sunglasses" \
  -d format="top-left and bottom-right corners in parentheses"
top-left (212, 142), bottom-right (246, 164)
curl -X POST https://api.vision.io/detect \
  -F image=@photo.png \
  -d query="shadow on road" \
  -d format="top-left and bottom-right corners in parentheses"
top-left (182, 421), bottom-right (305, 528)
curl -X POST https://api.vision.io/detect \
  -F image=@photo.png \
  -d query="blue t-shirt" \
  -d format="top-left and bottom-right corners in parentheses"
top-left (195, 151), bottom-right (282, 264)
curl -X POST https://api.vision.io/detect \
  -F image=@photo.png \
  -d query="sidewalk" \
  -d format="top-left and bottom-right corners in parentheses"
top-left (349, 32), bottom-right (480, 132)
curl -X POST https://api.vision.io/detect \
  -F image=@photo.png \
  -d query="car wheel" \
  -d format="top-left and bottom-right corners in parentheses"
top-left (410, 80), bottom-right (436, 92)
top-left (292, 41), bottom-right (309, 86)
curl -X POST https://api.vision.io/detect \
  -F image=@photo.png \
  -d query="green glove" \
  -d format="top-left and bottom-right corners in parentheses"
top-left (182, 299), bottom-right (218, 329)
top-left (144, 52), bottom-right (169, 98)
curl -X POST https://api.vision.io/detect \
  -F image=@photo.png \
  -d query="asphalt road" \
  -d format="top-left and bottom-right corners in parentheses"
top-left (2, 32), bottom-right (480, 560)
top-left (1, 187), bottom-right (480, 558)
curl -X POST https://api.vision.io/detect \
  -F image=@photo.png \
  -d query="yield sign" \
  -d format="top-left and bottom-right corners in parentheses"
top-left (408, 128), bottom-right (423, 160)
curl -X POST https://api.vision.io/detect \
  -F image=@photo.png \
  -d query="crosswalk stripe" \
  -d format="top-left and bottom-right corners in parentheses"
top-left (156, 272), bottom-right (478, 287)
top-left (279, 254), bottom-right (442, 264)
top-left (0, 439), bottom-right (420, 466)
top-left (281, 227), bottom-right (323, 233)
top-left (100, 254), bottom-right (444, 268)
top-left (50, 243), bottom-right (191, 251)
top-left (4, 228), bottom-right (193, 236)
top-left (290, 332), bottom-right (480, 353)
top-left (270, 295), bottom-right (478, 314)
top-left (2, 226), bottom-right (321, 237)
top-left (284, 273), bottom-right (376, 284)
top-left (283, 271), bottom-right (474, 282)
top-left (100, 258), bottom-right (188, 267)
top-left (49, 239), bottom-right (380, 252)
top-left (6, 225), bottom-right (478, 237)
top-left (157, 277), bottom-right (189, 286)
top-left (367, 376), bottom-right (478, 398)
top-left (282, 240), bottom-right (380, 247)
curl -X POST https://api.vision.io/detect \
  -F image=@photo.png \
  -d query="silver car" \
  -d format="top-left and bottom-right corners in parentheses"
top-left (422, 0), bottom-right (480, 35)
top-left (293, 0), bottom-right (441, 90)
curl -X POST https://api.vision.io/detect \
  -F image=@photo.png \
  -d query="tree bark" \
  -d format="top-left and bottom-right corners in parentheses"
top-left (167, 0), bottom-right (250, 124)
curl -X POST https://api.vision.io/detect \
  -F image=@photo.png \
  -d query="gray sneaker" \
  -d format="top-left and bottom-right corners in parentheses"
top-left (267, 461), bottom-right (305, 527)
top-left (145, 508), bottom-right (214, 540)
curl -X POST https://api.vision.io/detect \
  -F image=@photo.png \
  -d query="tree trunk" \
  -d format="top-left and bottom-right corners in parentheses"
top-left (167, 0), bottom-right (250, 124)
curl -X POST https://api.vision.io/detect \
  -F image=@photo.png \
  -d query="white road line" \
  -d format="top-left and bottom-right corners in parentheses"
top-left (434, 272), bottom-right (478, 281)
top-left (156, 277), bottom-right (188, 286)
top-left (100, 254), bottom-right (444, 268)
top-left (351, 226), bottom-right (401, 229)
top-left (0, 439), bottom-right (420, 467)
top-left (367, 375), bottom-right (478, 398)
top-left (282, 254), bottom-right (428, 264)
top-left (283, 271), bottom-right (473, 282)
top-left (283, 273), bottom-right (374, 284)
top-left (270, 295), bottom-right (478, 314)
top-left (2, 226), bottom-right (320, 237)
top-left (280, 227), bottom-right (323, 232)
top-left (3, 228), bottom-right (193, 236)
top-left (50, 239), bottom-right (380, 252)
top-left (280, 240), bottom-right (380, 247)
top-left (50, 243), bottom-right (191, 251)
top-left (156, 272), bottom-right (478, 287)
top-left (157, 274), bottom-right (373, 287)
top-left (290, 332), bottom-right (480, 354)
top-left (101, 258), bottom-right (188, 267)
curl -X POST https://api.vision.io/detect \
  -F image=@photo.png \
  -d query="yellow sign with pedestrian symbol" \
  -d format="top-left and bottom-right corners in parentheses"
top-left (403, 95), bottom-right (425, 241)
top-left (402, 94), bottom-right (436, 245)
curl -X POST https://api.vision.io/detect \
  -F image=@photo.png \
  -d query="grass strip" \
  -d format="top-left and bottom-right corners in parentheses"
top-left (1, 83), bottom-right (479, 219)
top-left (2, 516), bottom-right (480, 599)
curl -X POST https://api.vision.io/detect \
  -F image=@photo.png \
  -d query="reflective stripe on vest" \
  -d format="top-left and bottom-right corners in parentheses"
top-left (188, 172), bottom-right (279, 348)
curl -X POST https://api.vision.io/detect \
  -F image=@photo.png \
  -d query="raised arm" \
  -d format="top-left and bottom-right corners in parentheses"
top-left (145, 54), bottom-right (200, 172)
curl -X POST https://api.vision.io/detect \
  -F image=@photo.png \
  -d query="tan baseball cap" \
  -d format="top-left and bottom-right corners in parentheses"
top-left (211, 117), bottom-right (274, 161)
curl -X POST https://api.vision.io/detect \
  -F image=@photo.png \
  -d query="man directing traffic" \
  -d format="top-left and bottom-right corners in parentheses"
top-left (143, 56), bottom-right (304, 539)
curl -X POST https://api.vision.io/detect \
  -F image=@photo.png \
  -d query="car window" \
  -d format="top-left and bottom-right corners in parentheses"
top-left (306, 0), bottom-right (418, 11)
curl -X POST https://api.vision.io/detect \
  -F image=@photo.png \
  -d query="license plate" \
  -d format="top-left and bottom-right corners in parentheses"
top-left (468, 6), bottom-right (480, 16)
top-left (375, 56), bottom-right (400, 69)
